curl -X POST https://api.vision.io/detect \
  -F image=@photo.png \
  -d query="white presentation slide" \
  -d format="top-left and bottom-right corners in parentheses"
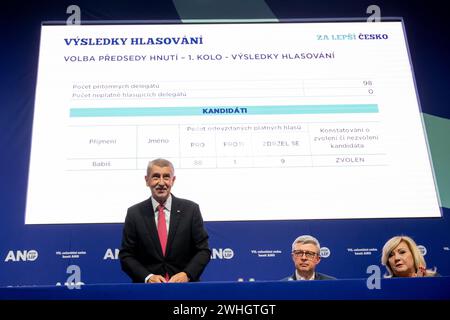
top-left (25, 20), bottom-right (441, 224)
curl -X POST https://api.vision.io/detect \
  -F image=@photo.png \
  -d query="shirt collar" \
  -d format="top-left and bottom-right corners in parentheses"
top-left (295, 270), bottom-right (315, 280)
top-left (151, 195), bottom-right (172, 213)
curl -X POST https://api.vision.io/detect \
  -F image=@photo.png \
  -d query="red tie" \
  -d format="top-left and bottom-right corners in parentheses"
top-left (157, 204), bottom-right (170, 282)
top-left (157, 204), bottom-right (168, 256)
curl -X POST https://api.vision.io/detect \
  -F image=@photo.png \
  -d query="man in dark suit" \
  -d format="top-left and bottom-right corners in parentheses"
top-left (119, 158), bottom-right (211, 283)
top-left (282, 235), bottom-right (336, 281)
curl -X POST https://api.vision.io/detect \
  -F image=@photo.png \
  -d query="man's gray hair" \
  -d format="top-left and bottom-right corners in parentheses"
top-left (147, 158), bottom-right (175, 175)
top-left (291, 235), bottom-right (320, 252)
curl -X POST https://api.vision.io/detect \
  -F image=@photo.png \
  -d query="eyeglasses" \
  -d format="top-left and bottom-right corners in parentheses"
top-left (292, 250), bottom-right (318, 259)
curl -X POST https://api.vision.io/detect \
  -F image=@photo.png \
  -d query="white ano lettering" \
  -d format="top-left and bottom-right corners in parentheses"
top-left (4, 250), bottom-right (38, 262)
top-left (211, 248), bottom-right (234, 260)
top-left (103, 248), bottom-right (120, 260)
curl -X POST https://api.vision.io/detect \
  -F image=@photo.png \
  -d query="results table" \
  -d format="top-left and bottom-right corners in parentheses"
top-left (67, 120), bottom-right (385, 170)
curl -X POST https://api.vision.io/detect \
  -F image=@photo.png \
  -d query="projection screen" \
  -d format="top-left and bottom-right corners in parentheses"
top-left (25, 20), bottom-right (441, 223)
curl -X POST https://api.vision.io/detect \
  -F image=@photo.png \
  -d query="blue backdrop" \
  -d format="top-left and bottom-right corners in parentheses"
top-left (1, 0), bottom-right (449, 286)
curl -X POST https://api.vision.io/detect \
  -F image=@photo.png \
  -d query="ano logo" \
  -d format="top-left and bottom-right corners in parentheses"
top-left (103, 248), bottom-right (120, 260)
top-left (4, 250), bottom-right (39, 262)
top-left (211, 248), bottom-right (234, 260)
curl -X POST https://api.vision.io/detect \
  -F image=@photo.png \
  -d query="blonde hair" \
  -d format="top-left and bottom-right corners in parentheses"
top-left (381, 235), bottom-right (436, 278)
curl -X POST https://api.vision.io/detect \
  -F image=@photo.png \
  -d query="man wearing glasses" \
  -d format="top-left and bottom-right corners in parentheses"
top-left (282, 235), bottom-right (336, 280)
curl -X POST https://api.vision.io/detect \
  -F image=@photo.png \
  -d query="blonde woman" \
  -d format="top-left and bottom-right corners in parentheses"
top-left (381, 235), bottom-right (438, 278)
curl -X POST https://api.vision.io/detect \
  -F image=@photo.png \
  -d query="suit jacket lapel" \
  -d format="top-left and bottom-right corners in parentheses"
top-left (166, 195), bottom-right (182, 256)
top-left (142, 197), bottom-right (164, 257)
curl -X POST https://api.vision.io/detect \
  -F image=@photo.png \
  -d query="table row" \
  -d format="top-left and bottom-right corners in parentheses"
top-left (67, 154), bottom-right (387, 170)
top-left (67, 122), bottom-right (383, 159)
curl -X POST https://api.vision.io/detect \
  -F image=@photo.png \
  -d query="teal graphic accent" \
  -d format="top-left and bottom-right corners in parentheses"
top-left (70, 104), bottom-right (378, 117)
top-left (423, 113), bottom-right (450, 209)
